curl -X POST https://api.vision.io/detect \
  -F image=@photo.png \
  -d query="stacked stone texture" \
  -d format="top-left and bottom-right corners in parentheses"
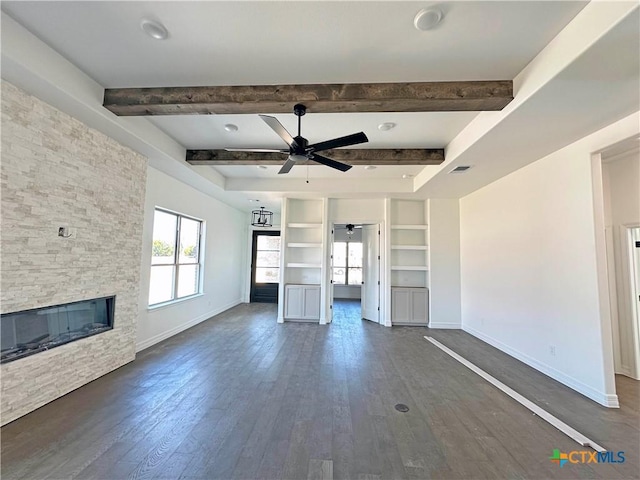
top-left (1, 81), bottom-right (147, 425)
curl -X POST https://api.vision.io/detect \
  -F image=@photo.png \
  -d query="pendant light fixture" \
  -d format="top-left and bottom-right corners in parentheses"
top-left (251, 206), bottom-right (273, 227)
top-left (346, 224), bottom-right (355, 236)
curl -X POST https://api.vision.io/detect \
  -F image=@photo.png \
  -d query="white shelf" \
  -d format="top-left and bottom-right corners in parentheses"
top-left (391, 225), bottom-right (428, 230)
top-left (391, 266), bottom-right (429, 271)
top-left (287, 263), bottom-right (322, 268)
top-left (288, 223), bottom-right (322, 228)
top-left (391, 245), bottom-right (428, 250)
top-left (287, 243), bottom-right (322, 248)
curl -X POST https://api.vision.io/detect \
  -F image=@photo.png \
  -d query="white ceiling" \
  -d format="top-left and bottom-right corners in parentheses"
top-left (2, 1), bottom-right (638, 212)
top-left (2, 1), bottom-right (588, 87)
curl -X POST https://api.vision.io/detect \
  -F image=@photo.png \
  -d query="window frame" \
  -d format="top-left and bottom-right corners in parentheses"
top-left (149, 207), bottom-right (204, 308)
top-left (332, 240), bottom-right (363, 286)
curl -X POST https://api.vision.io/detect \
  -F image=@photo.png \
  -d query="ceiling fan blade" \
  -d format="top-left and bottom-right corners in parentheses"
top-left (225, 148), bottom-right (287, 153)
top-left (278, 156), bottom-right (297, 174)
top-left (307, 132), bottom-right (368, 153)
top-left (310, 153), bottom-right (352, 172)
top-left (259, 115), bottom-right (298, 148)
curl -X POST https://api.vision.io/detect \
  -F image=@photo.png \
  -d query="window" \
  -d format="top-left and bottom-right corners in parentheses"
top-left (149, 209), bottom-right (203, 306)
top-left (254, 234), bottom-right (281, 283)
top-left (332, 241), bottom-right (363, 285)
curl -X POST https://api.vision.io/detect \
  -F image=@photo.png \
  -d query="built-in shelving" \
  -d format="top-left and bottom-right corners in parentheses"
top-left (389, 199), bottom-right (429, 289)
top-left (281, 199), bottom-right (325, 309)
top-left (388, 199), bottom-right (430, 325)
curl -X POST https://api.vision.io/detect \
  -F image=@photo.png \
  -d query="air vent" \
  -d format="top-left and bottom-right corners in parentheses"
top-left (449, 165), bottom-right (472, 174)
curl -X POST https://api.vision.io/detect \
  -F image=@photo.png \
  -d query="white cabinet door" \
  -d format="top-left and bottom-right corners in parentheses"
top-left (284, 285), bottom-right (303, 319)
top-left (302, 286), bottom-right (321, 319)
top-left (391, 288), bottom-right (411, 323)
top-left (391, 287), bottom-right (428, 325)
top-left (284, 285), bottom-right (320, 320)
top-left (410, 289), bottom-right (428, 324)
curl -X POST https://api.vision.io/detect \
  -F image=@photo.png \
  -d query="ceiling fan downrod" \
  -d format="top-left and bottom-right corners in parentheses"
top-left (293, 103), bottom-right (306, 139)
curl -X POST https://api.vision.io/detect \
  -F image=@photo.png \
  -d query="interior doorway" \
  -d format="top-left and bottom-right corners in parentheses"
top-left (331, 223), bottom-right (380, 323)
top-left (600, 139), bottom-right (640, 382)
top-left (250, 230), bottom-right (281, 303)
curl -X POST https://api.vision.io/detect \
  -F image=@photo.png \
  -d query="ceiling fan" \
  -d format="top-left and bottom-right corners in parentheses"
top-left (336, 224), bottom-right (363, 235)
top-left (227, 104), bottom-right (368, 174)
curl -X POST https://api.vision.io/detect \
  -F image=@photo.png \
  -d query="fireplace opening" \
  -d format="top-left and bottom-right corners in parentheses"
top-left (1, 296), bottom-right (115, 364)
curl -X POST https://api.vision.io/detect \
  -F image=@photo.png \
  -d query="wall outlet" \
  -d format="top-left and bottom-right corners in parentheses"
top-left (549, 345), bottom-right (556, 356)
top-left (58, 226), bottom-right (76, 238)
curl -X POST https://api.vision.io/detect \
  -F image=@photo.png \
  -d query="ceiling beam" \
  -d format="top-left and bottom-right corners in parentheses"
top-left (186, 149), bottom-right (445, 166)
top-left (104, 81), bottom-right (513, 116)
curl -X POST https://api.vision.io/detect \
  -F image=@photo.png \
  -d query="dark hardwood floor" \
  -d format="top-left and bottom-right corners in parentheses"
top-left (1, 300), bottom-right (638, 479)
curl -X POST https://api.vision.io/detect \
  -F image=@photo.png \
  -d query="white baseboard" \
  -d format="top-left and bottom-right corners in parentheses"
top-left (616, 365), bottom-right (632, 377)
top-left (462, 325), bottom-right (619, 408)
top-left (136, 299), bottom-right (243, 352)
top-left (429, 322), bottom-right (462, 329)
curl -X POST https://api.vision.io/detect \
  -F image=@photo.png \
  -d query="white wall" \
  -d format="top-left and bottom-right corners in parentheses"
top-left (330, 198), bottom-right (384, 224)
top-left (428, 199), bottom-right (462, 328)
top-left (333, 286), bottom-right (362, 299)
top-left (137, 167), bottom-right (247, 351)
top-left (459, 112), bottom-right (639, 407)
top-left (603, 149), bottom-right (640, 378)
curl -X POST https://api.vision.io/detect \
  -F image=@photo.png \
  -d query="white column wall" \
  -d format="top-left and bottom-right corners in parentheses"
top-left (428, 199), bottom-right (462, 328)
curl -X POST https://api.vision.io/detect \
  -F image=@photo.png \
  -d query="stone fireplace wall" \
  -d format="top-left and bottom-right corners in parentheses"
top-left (1, 81), bottom-right (147, 425)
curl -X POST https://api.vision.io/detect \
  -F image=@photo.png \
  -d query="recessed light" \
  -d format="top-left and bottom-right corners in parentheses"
top-left (378, 122), bottom-right (396, 131)
top-left (224, 124), bottom-right (238, 132)
top-left (257, 165), bottom-right (267, 170)
top-left (402, 174), bottom-right (414, 179)
top-left (249, 199), bottom-right (260, 202)
top-left (414, 8), bottom-right (443, 31)
top-left (364, 165), bottom-right (377, 170)
top-left (140, 18), bottom-right (169, 40)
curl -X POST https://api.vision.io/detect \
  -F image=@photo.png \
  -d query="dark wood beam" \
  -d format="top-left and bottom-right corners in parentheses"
top-left (186, 149), bottom-right (445, 166)
top-left (104, 81), bottom-right (513, 116)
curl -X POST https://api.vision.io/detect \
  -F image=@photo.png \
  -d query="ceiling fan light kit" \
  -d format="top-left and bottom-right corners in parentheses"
top-left (230, 103), bottom-right (369, 175)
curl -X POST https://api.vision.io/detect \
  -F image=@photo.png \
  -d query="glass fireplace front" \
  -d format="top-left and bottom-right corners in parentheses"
top-left (0, 296), bottom-right (115, 364)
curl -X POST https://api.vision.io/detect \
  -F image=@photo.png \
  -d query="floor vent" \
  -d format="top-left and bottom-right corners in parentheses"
top-left (394, 404), bottom-right (410, 413)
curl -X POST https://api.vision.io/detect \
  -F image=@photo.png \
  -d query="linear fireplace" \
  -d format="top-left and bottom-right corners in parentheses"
top-left (0, 296), bottom-right (115, 364)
